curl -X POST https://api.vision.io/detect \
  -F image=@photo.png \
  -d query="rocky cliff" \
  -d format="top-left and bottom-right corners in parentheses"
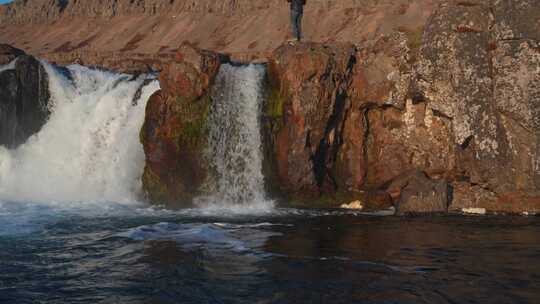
top-left (1, 0), bottom-right (539, 213)
top-left (140, 0), bottom-right (540, 214)
top-left (263, 0), bottom-right (540, 213)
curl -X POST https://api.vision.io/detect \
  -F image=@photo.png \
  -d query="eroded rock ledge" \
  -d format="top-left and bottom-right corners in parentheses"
top-left (140, 0), bottom-right (540, 214)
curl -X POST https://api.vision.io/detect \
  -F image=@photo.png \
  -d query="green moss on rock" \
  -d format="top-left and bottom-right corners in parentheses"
top-left (176, 95), bottom-right (211, 147)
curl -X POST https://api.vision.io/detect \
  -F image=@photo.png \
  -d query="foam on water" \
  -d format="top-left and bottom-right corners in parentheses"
top-left (117, 222), bottom-right (282, 255)
top-left (0, 63), bottom-right (159, 204)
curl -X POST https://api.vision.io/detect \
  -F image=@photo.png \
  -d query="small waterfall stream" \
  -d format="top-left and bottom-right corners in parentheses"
top-left (196, 64), bottom-right (274, 212)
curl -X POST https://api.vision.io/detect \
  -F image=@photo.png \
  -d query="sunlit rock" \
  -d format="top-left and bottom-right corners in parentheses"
top-left (340, 201), bottom-right (364, 210)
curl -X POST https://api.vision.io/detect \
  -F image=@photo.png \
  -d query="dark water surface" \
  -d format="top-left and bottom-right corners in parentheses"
top-left (1, 203), bottom-right (539, 304)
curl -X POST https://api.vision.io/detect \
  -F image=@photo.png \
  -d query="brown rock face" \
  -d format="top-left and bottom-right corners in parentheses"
top-left (140, 43), bottom-right (226, 206)
top-left (265, 42), bottom-right (361, 204)
top-left (264, 0), bottom-right (540, 213)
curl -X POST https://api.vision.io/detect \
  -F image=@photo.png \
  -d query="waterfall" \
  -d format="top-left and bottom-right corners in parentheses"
top-left (0, 63), bottom-right (159, 204)
top-left (0, 59), bottom-right (17, 73)
top-left (196, 64), bottom-right (274, 212)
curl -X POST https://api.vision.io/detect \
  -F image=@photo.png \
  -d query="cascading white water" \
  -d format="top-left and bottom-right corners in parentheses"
top-left (0, 58), bottom-right (17, 73)
top-left (0, 63), bottom-right (159, 204)
top-left (196, 64), bottom-right (274, 213)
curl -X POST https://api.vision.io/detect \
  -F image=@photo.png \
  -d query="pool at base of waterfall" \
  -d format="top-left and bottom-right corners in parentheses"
top-left (0, 201), bottom-right (539, 304)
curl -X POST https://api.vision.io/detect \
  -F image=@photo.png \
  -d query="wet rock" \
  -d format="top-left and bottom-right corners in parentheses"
top-left (385, 170), bottom-right (450, 215)
top-left (0, 48), bottom-right (50, 149)
top-left (140, 42), bottom-right (226, 207)
top-left (365, 190), bottom-right (394, 211)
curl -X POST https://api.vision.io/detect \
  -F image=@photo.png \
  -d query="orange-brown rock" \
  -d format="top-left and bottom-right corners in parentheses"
top-left (140, 43), bottom-right (227, 206)
top-left (264, 1), bottom-right (540, 214)
top-left (265, 42), bottom-right (362, 203)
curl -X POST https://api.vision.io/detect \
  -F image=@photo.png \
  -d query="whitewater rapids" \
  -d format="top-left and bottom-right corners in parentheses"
top-left (0, 63), bottom-right (159, 204)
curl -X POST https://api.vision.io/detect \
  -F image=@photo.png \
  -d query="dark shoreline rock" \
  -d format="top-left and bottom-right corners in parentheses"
top-left (0, 45), bottom-right (50, 149)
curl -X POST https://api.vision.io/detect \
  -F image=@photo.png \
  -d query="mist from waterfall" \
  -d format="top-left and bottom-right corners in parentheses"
top-left (196, 64), bottom-right (274, 213)
top-left (0, 63), bottom-right (159, 204)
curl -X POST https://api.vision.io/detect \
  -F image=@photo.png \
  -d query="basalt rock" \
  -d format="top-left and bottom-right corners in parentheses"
top-left (140, 42), bottom-right (227, 207)
top-left (0, 45), bottom-right (50, 149)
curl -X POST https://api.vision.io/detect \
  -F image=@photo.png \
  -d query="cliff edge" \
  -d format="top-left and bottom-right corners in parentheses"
top-left (0, 0), bottom-right (435, 70)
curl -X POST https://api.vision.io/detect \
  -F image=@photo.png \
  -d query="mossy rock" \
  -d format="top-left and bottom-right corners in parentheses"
top-left (174, 95), bottom-right (211, 147)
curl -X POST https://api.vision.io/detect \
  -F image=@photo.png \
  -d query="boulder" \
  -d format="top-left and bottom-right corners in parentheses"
top-left (140, 42), bottom-right (227, 207)
top-left (0, 49), bottom-right (50, 149)
top-left (0, 44), bottom-right (25, 65)
top-left (365, 190), bottom-right (394, 211)
top-left (385, 170), bottom-right (450, 215)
